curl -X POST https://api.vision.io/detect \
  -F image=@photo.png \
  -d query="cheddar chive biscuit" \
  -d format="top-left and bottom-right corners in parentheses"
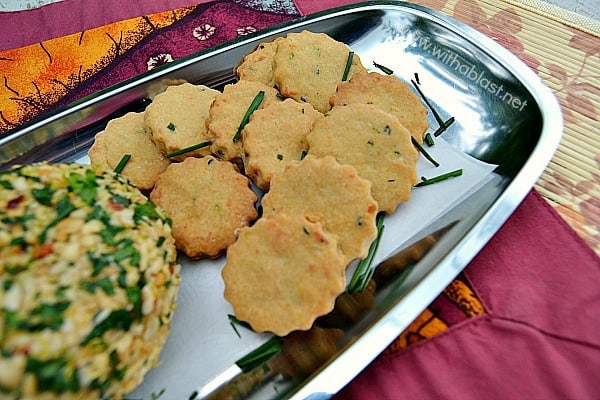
top-left (330, 72), bottom-right (429, 142)
top-left (235, 38), bottom-right (283, 87)
top-left (273, 30), bottom-right (366, 113)
top-left (150, 156), bottom-right (258, 259)
top-left (307, 104), bottom-right (418, 213)
top-left (88, 111), bottom-right (170, 191)
top-left (145, 82), bottom-right (218, 161)
top-left (261, 155), bottom-right (378, 264)
top-left (207, 80), bottom-right (281, 162)
top-left (242, 98), bottom-right (322, 191)
top-left (222, 214), bottom-right (346, 336)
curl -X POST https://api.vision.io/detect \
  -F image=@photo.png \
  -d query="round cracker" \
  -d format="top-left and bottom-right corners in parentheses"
top-left (222, 213), bottom-right (347, 336)
top-left (88, 111), bottom-right (170, 190)
top-left (235, 38), bottom-right (283, 87)
top-left (207, 80), bottom-right (281, 162)
top-left (150, 156), bottom-right (258, 259)
top-left (330, 71), bottom-right (429, 142)
top-left (242, 98), bottom-right (322, 191)
top-left (145, 82), bottom-right (219, 161)
top-left (307, 104), bottom-right (418, 213)
top-left (261, 155), bottom-right (378, 264)
top-left (273, 30), bottom-right (366, 113)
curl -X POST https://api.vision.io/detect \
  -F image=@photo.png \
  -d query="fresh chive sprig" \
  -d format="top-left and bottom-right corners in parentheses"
top-left (411, 136), bottom-right (439, 167)
top-left (373, 61), bottom-right (394, 75)
top-left (166, 141), bottom-right (211, 158)
top-left (415, 169), bottom-right (463, 187)
top-left (114, 154), bottom-right (131, 173)
top-left (342, 51), bottom-right (354, 81)
top-left (348, 213), bottom-right (385, 294)
top-left (236, 337), bottom-right (282, 373)
top-left (411, 79), bottom-right (455, 137)
top-left (233, 91), bottom-right (265, 142)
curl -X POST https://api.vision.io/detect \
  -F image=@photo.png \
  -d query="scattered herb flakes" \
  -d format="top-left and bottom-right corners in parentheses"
top-left (26, 356), bottom-right (80, 393)
top-left (81, 309), bottom-right (134, 345)
top-left (31, 186), bottom-right (54, 206)
top-left (277, 154), bottom-right (284, 160)
top-left (167, 122), bottom-right (176, 131)
top-left (425, 133), bottom-right (435, 146)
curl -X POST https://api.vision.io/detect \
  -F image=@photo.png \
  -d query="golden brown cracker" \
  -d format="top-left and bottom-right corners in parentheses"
top-left (307, 104), bottom-right (418, 213)
top-left (242, 98), bottom-right (322, 191)
top-left (261, 155), bottom-right (378, 264)
top-left (273, 30), bottom-right (366, 113)
top-left (207, 79), bottom-right (281, 161)
top-left (145, 82), bottom-right (218, 161)
top-left (150, 156), bottom-right (258, 259)
top-left (222, 213), bottom-right (346, 336)
top-left (88, 111), bottom-right (170, 190)
top-left (330, 72), bottom-right (429, 142)
top-left (235, 38), bottom-right (283, 87)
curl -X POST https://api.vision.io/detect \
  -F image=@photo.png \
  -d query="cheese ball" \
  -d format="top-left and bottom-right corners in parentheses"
top-left (0, 162), bottom-right (181, 400)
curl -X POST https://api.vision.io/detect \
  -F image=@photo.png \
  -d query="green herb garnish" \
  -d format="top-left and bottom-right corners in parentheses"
top-left (424, 133), bottom-right (435, 146)
top-left (233, 91), bottom-right (265, 142)
top-left (114, 154), bottom-right (131, 173)
top-left (236, 337), bottom-right (282, 373)
top-left (166, 142), bottom-right (211, 158)
top-left (415, 169), bottom-right (463, 187)
top-left (342, 51), bottom-right (354, 81)
top-left (348, 213), bottom-right (385, 294)
top-left (228, 314), bottom-right (253, 338)
top-left (167, 122), bottom-right (176, 131)
top-left (410, 79), bottom-right (454, 137)
top-left (373, 61), bottom-right (394, 75)
top-left (411, 136), bottom-right (439, 167)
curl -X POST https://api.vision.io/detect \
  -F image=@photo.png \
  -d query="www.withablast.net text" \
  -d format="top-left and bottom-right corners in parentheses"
top-left (414, 32), bottom-right (528, 112)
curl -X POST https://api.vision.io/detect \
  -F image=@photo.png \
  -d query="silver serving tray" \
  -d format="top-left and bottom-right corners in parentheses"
top-left (0, 1), bottom-right (561, 399)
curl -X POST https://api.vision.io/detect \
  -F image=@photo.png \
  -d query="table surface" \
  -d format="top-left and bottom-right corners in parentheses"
top-left (0, 0), bottom-right (598, 19)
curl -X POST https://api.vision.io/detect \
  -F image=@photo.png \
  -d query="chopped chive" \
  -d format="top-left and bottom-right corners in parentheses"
top-left (373, 61), bottom-right (394, 75)
top-left (348, 213), bottom-right (385, 294)
top-left (411, 137), bottom-right (439, 167)
top-left (433, 116), bottom-right (455, 137)
top-left (411, 80), bottom-right (455, 137)
top-left (415, 169), bottom-right (463, 187)
top-left (228, 314), bottom-right (251, 338)
top-left (167, 122), bottom-right (176, 131)
top-left (114, 154), bottom-right (131, 174)
top-left (236, 337), bottom-right (282, 373)
top-left (300, 150), bottom-right (307, 160)
top-left (424, 133), bottom-right (435, 146)
top-left (166, 141), bottom-right (211, 158)
top-left (277, 154), bottom-right (283, 160)
top-left (414, 72), bottom-right (420, 85)
top-left (342, 51), bottom-right (354, 81)
top-left (276, 93), bottom-right (286, 100)
top-left (233, 91), bottom-right (265, 142)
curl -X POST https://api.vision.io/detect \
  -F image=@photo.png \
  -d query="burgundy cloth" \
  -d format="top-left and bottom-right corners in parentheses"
top-left (336, 190), bottom-right (600, 400)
